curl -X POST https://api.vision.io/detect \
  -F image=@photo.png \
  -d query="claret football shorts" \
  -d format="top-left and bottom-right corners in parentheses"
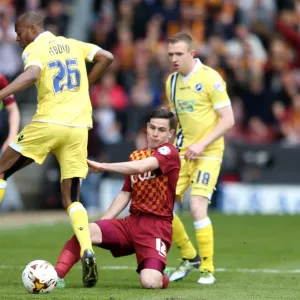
top-left (95, 214), bottom-right (172, 268)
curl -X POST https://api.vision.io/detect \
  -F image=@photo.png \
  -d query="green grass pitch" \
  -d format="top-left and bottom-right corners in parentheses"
top-left (1, 212), bottom-right (300, 299)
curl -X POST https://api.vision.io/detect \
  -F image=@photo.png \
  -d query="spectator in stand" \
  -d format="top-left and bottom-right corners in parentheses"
top-left (226, 23), bottom-right (267, 70)
top-left (44, 0), bottom-right (69, 35)
top-left (0, 6), bottom-right (23, 79)
top-left (264, 38), bottom-right (293, 101)
top-left (271, 100), bottom-right (287, 140)
top-left (112, 25), bottom-right (134, 72)
top-left (225, 97), bottom-right (245, 142)
top-left (241, 74), bottom-right (275, 126)
top-left (90, 70), bottom-right (127, 111)
top-left (124, 77), bottom-right (154, 140)
top-left (275, 8), bottom-right (300, 68)
top-left (280, 94), bottom-right (300, 145)
top-left (238, 0), bottom-right (276, 30)
top-left (244, 116), bottom-right (276, 144)
top-left (156, 0), bottom-right (180, 36)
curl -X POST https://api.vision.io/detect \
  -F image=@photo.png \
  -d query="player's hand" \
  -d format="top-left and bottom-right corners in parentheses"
top-left (87, 159), bottom-right (103, 173)
top-left (184, 142), bottom-right (206, 161)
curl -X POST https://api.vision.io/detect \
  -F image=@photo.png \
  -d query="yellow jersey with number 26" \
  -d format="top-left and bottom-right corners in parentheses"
top-left (166, 58), bottom-right (231, 159)
top-left (22, 31), bottom-right (100, 128)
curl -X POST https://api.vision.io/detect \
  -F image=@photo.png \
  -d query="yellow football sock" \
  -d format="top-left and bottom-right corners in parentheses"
top-left (172, 214), bottom-right (197, 260)
top-left (0, 179), bottom-right (7, 202)
top-left (194, 217), bottom-right (214, 273)
top-left (67, 202), bottom-right (93, 257)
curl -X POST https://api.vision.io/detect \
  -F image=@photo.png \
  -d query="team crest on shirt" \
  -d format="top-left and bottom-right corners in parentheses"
top-left (158, 146), bottom-right (171, 155)
top-left (194, 83), bottom-right (203, 92)
top-left (22, 53), bottom-right (29, 64)
top-left (214, 80), bottom-right (225, 92)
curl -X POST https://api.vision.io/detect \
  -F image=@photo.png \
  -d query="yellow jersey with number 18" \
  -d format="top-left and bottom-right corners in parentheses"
top-left (166, 58), bottom-right (231, 159)
top-left (22, 31), bottom-right (100, 128)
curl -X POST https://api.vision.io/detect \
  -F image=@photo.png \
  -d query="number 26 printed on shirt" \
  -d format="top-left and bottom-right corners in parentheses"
top-left (47, 59), bottom-right (80, 94)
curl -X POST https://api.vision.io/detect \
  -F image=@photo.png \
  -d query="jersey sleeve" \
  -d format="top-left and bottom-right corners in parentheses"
top-left (121, 175), bottom-right (132, 192)
top-left (152, 144), bottom-right (180, 175)
top-left (22, 44), bottom-right (42, 70)
top-left (207, 71), bottom-right (231, 110)
top-left (76, 40), bottom-right (101, 62)
top-left (165, 75), bottom-right (175, 111)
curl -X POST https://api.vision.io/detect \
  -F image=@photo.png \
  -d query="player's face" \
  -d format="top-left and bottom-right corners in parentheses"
top-left (167, 41), bottom-right (195, 76)
top-left (147, 118), bottom-right (174, 149)
top-left (15, 20), bottom-right (35, 49)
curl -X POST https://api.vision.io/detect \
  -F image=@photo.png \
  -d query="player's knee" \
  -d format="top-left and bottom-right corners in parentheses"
top-left (140, 269), bottom-right (162, 289)
top-left (88, 223), bottom-right (102, 245)
top-left (140, 278), bottom-right (162, 289)
top-left (190, 195), bottom-right (208, 219)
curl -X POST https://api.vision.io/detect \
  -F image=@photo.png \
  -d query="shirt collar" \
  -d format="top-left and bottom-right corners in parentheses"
top-left (34, 31), bottom-right (53, 42)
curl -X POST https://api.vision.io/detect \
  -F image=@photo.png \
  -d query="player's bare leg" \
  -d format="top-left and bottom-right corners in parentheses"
top-left (190, 195), bottom-right (216, 284)
top-left (140, 269), bottom-right (165, 289)
top-left (139, 258), bottom-right (170, 289)
top-left (61, 178), bottom-right (98, 287)
top-left (0, 146), bottom-right (33, 201)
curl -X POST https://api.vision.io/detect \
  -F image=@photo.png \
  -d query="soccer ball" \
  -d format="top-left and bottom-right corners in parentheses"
top-left (22, 260), bottom-right (57, 294)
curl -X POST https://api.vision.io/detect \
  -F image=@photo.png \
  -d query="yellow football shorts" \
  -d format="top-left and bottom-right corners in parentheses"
top-left (176, 157), bottom-right (222, 201)
top-left (10, 122), bottom-right (88, 181)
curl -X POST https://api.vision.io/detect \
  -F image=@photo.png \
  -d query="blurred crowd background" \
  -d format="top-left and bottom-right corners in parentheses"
top-left (0, 0), bottom-right (299, 211)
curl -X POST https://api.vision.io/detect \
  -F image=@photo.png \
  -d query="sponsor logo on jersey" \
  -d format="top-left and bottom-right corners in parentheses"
top-left (176, 99), bottom-right (195, 113)
top-left (130, 171), bottom-right (156, 184)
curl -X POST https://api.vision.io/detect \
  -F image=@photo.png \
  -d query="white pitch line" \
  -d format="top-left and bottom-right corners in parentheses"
top-left (1, 265), bottom-right (300, 274)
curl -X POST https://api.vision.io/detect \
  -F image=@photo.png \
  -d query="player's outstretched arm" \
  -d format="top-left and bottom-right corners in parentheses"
top-left (2, 102), bottom-right (20, 152)
top-left (88, 157), bottom-right (160, 175)
top-left (88, 49), bottom-right (114, 86)
top-left (0, 66), bottom-right (40, 100)
top-left (101, 191), bottom-right (131, 220)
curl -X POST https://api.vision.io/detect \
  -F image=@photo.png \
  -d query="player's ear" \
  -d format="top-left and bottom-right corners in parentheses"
top-left (29, 24), bottom-right (36, 33)
top-left (169, 129), bottom-right (175, 139)
top-left (190, 49), bottom-right (196, 58)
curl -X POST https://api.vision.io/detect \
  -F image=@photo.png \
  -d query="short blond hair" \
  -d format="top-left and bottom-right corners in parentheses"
top-left (167, 32), bottom-right (194, 50)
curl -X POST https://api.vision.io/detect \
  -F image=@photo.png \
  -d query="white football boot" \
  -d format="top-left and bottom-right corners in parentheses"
top-left (169, 254), bottom-right (200, 282)
top-left (197, 270), bottom-right (216, 284)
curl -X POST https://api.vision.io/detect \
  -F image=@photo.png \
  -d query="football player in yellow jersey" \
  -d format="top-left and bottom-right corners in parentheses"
top-left (165, 33), bottom-right (235, 284)
top-left (0, 11), bottom-right (114, 287)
